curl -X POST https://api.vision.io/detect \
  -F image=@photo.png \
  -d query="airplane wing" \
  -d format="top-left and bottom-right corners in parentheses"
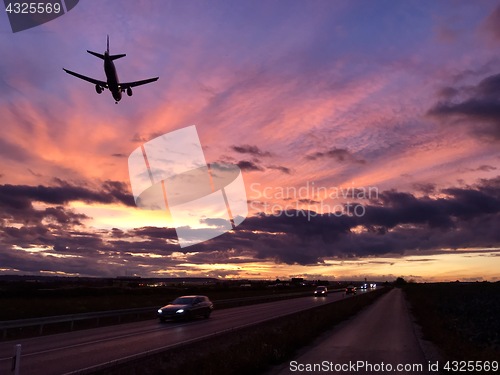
top-left (63, 68), bottom-right (108, 88)
top-left (120, 77), bottom-right (159, 89)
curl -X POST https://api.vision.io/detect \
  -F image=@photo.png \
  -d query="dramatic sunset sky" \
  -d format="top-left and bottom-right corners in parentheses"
top-left (0, 0), bottom-right (499, 282)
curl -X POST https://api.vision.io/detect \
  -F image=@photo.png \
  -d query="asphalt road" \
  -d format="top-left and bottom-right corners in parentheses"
top-left (0, 290), bottom-right (356, 375)
top-left (270, 288), bottom-right (431, 375)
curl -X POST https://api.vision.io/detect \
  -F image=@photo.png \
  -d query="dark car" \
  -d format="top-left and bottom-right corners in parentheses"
top-left (314, 286), bottom-right (328, 296)
top-left (345, 285), bottom-right (357, 294)
top-left (158, 295), bottom-right (213, 322)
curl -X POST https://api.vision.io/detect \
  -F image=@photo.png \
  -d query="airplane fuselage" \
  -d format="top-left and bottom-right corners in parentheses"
top-left (63, 36), bottom-right (158, 103)
top-left (103, 52), bottom-right (121, 102)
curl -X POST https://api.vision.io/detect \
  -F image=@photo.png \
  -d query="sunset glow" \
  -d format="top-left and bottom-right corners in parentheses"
top-left (0, 1), bottom-right (499, 282)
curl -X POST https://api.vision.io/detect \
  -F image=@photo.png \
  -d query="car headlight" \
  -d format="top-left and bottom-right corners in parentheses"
top-left (176, 309), bottom-right (184, 314)
top-left (158, 309), bottom-right (163, 314)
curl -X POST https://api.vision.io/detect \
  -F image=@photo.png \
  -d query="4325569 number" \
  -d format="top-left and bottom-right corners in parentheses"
top-left (444, 361), bottom-right (498, 372)
top-left (5, 2), bottom-right (61, 14)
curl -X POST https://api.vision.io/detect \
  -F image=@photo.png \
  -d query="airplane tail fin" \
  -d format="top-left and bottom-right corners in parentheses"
top-left (86, 36), bottom-right (126, 60)
top-left (106, 35), bottom-right (126, 60)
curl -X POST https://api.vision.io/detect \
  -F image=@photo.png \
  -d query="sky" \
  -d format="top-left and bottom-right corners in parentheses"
top-left (0, 0), bottom-right (499, 282)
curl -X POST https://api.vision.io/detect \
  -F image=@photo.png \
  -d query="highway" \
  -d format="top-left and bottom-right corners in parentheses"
top-left (0, 291), bottom-right (355, 375)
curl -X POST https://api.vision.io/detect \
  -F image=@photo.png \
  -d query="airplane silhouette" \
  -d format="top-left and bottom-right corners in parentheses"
top-left (63, 36), bottom-right (159, 103)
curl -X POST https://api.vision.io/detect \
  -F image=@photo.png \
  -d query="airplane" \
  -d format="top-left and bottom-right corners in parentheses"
top-left (63, 36), bottom-right (159, 103)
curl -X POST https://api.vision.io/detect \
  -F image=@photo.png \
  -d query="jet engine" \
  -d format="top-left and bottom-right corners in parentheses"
top-left (126, 87), bottom-right (133, 96)
top-left (95, 84), bottom-right (102, 94)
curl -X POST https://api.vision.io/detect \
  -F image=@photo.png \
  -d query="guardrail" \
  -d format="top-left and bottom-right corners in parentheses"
top-left (1, 289), bottom-right (342, 339)
top-left (1, 307), bottom-right (152, 338)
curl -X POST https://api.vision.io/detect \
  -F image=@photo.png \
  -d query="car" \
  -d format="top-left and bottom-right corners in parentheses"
top-left (314, 286), bottom-right (328, 296)
top-left (345, 285), bottom-right (357, 294)
top-left (157, 295), bottom-right (213, 322)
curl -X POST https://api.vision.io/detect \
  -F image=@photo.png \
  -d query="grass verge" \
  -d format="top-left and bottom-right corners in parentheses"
top-left (404, 282), bottom-right (500, 362)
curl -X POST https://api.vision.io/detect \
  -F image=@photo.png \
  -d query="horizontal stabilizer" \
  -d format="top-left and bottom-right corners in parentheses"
top-left (87, 50), bottom-right (105, 59)
top-left (110, 53), bottom-right (126, 60)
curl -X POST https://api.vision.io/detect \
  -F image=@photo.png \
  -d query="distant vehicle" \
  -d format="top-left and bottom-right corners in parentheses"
top-left (63, 35), bottom-right (159, 103)
top-left (345, 285), bottom-right (357, 294)
top-left (360, 283), bottom-right (367, 290)
top-left (314, 286), bottom-right (328, 296)
top-left (157, 295), bottom-right (213, 322)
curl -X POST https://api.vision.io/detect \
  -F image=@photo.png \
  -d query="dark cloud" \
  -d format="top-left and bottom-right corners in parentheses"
top-left (428, 72), bottom-right (500, 140)
top-left (185, 249), bottom-right (251, 265)
top-left (360, 190), bottom-right (456, 229)
top-left (130, 226), bottom-right (177, 239)
top-left (457, 165), bottom-right (497, 175)
top-left (429, 98), bottom-right (500, 128)
top-left (232, 158), bottom-right (291, 174)
top-left (483, 4), bottom-right (500, 41)
top-left (476, 176), bottom-right (500, 198)
top-left (1, 177), bottom-right (499, 275)
top-left (101, 180), bottom-right (135, 207)
top-left (130, 132), bottom-right (164, 144)
top-left (0, 248), bottom-right (105, 276)
top-left (440, 186), bottom-right (500, 219)
top-left (232, 144), bottom-right (272, 157)
top-left (437, 86), bottom-right (459, 99)
top-left (131, 133), bottom-right (147, 143)
top-left (298, 199), bottom-right (320, 205)
top-left (0, 180), bottom-right (136, 264)
top-left (110, 238), bottom-right (178, 255)
top-left (476, 73), bottom-right (500, 96)
top-left (476, 165), bottom-right (497, 172)
top-left (27, 169), bottom-right (43, 178)
top-left (194, 177), bottom-right (500, 265)
top-left (237, 160), bottom-right (265, 172)
top-left (306, 148), bottom-right (365, 164)
top-left (267, 165), bottom-right (292, 174)
top-left (0, 180), bottom-right (135, 208)
top-left (0, 138), bottom-right (33, 162)
top-left (412, 183), bottom-right (436, 195)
